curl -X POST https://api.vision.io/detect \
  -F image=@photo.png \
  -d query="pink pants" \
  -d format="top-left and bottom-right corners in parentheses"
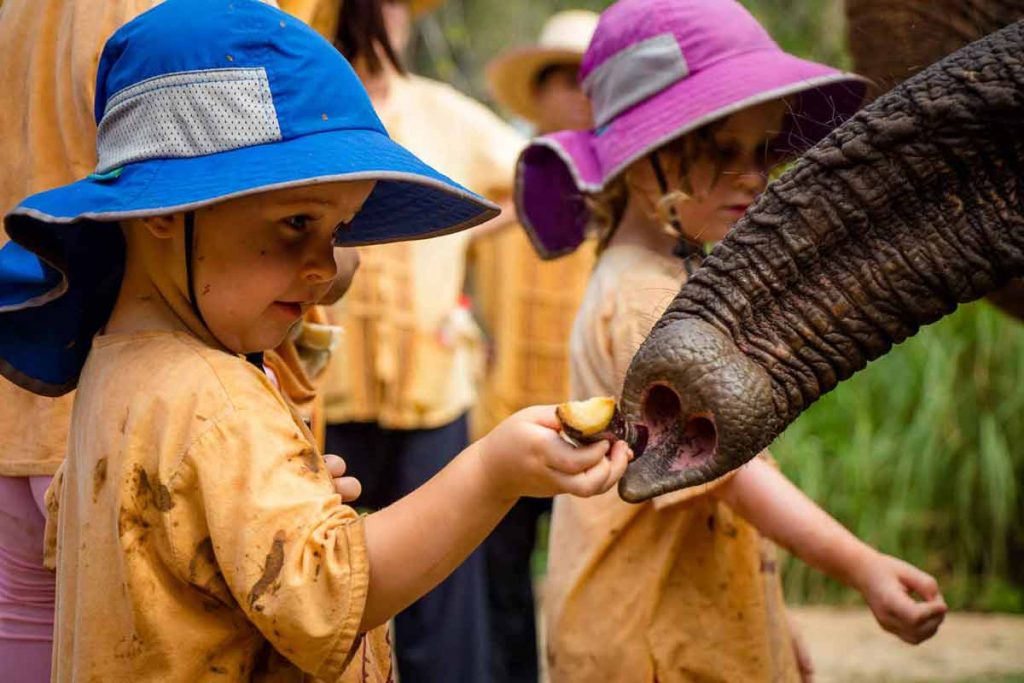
top-left (0, 475), bottom-right (55, 682)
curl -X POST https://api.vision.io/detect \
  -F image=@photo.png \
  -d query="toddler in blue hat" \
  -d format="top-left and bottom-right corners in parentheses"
top-left (0, 1), bottom-right (630, 680)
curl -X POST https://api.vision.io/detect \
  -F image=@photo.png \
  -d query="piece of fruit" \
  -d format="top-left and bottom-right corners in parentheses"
top-left (556, 397), bottom-right (648, 457)
top-left (556, 397), bottom-right (618, 440)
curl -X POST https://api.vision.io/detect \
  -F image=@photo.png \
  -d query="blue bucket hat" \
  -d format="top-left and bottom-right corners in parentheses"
top-left (0, 0), bottom-right (498, 396)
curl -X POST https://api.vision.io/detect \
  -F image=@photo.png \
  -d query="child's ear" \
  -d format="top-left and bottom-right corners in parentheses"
top-left (139, 214), bottom-right (179, 239)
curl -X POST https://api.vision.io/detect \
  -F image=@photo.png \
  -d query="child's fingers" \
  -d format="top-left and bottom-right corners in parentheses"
top-left (898, 562), bottom-right (942, 601)
top-left (517, 404), bottom-right (563, 430)
top-left (603, 441), bottom-right (631, 488)
top-left (554, 456), bottom-right (614, 497)
top-left (545, 438), bottom-right (610, 475)
top-left (333, 475), bottom-right (362, 503)
top-left (324, 454), bottom-right (348, 478)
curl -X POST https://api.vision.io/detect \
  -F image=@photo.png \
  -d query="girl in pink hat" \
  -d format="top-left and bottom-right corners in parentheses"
top-left (516, 1), bottom-right (947, 680)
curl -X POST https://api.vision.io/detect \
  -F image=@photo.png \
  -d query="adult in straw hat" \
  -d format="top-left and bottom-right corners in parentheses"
top-left (487, 10), bottom-right (598, 131)
top-left (471, 10), bottom-right (599, 683)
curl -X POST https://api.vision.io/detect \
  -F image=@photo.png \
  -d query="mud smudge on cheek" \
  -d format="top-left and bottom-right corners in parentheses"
top-left (249, 530), bottom-right (286, 609)
top-left (93, 458), bottom-right (108, 501)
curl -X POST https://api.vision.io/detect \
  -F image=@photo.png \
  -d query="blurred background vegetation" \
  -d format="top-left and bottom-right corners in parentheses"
top-left (411, 0), bottom-right (1024, 612)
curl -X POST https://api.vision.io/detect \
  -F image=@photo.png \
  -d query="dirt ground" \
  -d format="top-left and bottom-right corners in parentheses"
top-left (536, 605), bottom-right (1024, 682)
top-left (789, 606), bottom-right (1024, 682)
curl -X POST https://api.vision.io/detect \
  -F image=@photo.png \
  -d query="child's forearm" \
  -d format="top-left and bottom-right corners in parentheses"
top-left (359, 442), bottom-right (516, 630)
top-left (715, 458), bottom-right (877, 590)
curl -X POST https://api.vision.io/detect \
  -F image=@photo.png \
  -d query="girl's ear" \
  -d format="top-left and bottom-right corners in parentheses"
top-left (139, 214), bottom-right (179, 239)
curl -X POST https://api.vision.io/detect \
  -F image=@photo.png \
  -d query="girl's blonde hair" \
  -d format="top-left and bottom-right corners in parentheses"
top-left (586, 120), bottom-right (727, 256)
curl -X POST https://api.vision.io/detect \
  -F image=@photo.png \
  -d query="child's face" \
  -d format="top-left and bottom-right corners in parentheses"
top-left (187, 181), bottom-right (374, 354)
top-left (665, 100), bottom-right (788, 244)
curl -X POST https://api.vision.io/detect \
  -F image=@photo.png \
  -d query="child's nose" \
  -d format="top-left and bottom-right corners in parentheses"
top-left (732, 165), bottom-right (767, 193)
top-left (303, 245), bottom-right (339, 285)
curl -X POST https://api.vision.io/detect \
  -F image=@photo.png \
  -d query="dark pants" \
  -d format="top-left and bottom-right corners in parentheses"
top-left (325, 415), bottom-right (490, 683)
top-left (484, 496), bottom-right (549, 683)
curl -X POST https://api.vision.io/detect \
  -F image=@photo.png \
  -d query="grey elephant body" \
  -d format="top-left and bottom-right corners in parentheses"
top-left (619, 17), bottom-right (1024, 501)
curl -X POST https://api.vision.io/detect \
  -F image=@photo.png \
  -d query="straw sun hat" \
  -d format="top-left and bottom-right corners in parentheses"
top-left (486, 10), bottom-right (599, 123)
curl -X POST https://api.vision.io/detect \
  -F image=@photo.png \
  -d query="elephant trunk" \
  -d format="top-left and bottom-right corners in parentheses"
top-left (618, 22), bottom-right (1024, 502)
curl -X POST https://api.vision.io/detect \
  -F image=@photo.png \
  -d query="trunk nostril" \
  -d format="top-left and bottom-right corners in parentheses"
top-left (681, 416), bottom-right (717, 459)
top-left (642, 384), bottom-right (682, 432)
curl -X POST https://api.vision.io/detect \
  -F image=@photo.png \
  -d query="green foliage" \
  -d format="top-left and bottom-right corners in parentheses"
top-left (773, 303), bottom-right (1024, 612)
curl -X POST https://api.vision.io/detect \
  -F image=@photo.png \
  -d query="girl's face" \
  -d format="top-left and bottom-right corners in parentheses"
top-left (184, 181), bottom-right (374, 354)
top-left (659, 100), bottom-right (788, 244)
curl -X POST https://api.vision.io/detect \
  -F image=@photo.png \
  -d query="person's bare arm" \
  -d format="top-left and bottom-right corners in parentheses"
top-left (715, 458), bottom-right (946, 644)
top-left (358, 406), bottom-right (630, 630)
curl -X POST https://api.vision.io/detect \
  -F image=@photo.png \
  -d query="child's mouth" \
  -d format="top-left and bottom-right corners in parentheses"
top-left (272, 301), bottom-right (304, 319)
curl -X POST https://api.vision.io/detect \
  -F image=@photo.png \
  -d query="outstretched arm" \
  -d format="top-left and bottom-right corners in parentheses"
top-left (714, 457), bottom-right (947, 644)
top-left (360, 406), bottom-right (630, 630)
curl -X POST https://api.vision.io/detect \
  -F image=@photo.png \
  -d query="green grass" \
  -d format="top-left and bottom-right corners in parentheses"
top-left (772, 302), bottom-right (1024, 612)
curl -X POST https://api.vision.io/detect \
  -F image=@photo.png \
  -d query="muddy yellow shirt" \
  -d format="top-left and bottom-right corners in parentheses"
top-left (322, 74), bottom-right (524, 429)
top-left (0, 0), bottom-right (333, 475)
top-left (46, 331), bottom-right (390, 682)
top-left (546, 244), bottom-right (798, 683)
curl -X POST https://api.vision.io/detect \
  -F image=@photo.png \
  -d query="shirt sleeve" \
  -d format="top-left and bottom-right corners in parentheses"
top-left (174, 397), bottom-right (369, 679)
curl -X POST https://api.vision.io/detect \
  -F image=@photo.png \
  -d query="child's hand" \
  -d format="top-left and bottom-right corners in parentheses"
top-left (325, 454), bottom-right (362, 503)
top-left (856, 552), bottom-right (947, 644)
top-left (478, 405), bottom-right (631, 501)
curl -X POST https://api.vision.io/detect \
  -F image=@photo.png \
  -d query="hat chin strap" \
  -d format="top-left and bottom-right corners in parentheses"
top-left (183, 211), bottom-right (265, 369)
top-left (648, 152), bottom-right (703, 277)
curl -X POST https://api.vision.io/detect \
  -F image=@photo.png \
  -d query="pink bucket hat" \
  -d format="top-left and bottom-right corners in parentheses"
top-left (516, 0), bottom-right (868, 258)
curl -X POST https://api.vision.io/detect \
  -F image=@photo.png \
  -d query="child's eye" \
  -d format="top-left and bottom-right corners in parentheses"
top-left (283, 214), bottom-right (314, 231)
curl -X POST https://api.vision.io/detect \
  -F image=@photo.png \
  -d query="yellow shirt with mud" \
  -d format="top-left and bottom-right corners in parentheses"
top-left (45, 331), bottom-right (390, 682)
top-left (0, 0), bottom-right (342, 476)
top-left (547, 244), bottom-right (799, 682)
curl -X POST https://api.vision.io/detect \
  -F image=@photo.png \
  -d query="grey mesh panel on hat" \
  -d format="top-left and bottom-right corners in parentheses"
top-left (96, 68), bottom-right (282, 173)
top-left (582, 33), bottom-right (689, 128)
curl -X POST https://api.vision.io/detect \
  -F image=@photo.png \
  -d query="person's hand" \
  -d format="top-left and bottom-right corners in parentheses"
top-left (325, 454), bottom-right (362, 503)
top-left (787, 612), bottom-right (814, 682)
top-left (854, 552), bottom-right (947, 644)
top-left (477, 405), bottom-right (631, 501)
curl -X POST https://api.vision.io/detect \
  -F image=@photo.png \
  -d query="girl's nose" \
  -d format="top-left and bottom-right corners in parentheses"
top-left (732, 164), bottom-right (767, 193)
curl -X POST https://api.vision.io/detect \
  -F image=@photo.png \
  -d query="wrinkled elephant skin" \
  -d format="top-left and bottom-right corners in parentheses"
top-left (618, 22), bottom-right (1024, 502)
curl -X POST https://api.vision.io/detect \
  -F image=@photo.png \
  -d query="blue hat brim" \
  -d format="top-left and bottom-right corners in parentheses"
top-left (2, 127), bottom-right (500, 396)
top-left (10, 127), bottom-right (499, 245)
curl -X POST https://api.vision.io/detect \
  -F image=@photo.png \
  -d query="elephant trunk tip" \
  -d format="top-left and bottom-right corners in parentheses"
top-left (618, 383), bottom-right (722, 503)
top-left (618, 317), bottom-right (775, 502)
top-left (639, 384), bottom-right (720, 472)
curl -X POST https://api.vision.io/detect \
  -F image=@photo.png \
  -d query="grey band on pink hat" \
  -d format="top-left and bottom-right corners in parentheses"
top-left (583, 34), bottom-right (690, 128)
